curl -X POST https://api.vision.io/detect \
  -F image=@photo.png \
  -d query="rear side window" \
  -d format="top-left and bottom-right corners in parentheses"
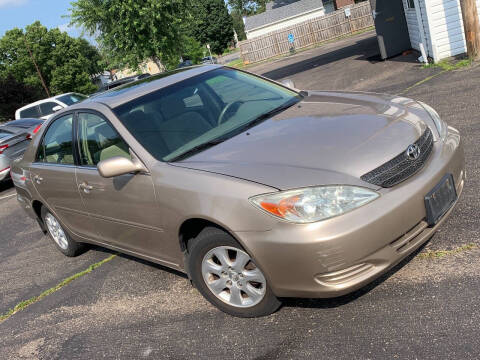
top-left (36, 114), bottom-right (74, 164)
top-left (39, 102), bottom-right (61, 117)
top-left (20, 106), bottom-right (40, 118)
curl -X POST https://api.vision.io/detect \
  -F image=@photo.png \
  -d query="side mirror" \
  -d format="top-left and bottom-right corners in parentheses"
top-left (281, 79), bottom-right (296, 90)
top-left (52, 105), bottom-right (63, 112)
top-left (97, 156), bottom-right (147, 178)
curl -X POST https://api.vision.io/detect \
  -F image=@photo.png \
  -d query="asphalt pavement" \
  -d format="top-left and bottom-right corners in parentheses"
top-left (1, 32), bottom-right (480, 359)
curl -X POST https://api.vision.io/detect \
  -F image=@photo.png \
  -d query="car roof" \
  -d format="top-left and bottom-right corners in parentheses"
top-left (16, 93), bottom-right (84, 112)
top-left (80, 64), bottom-right (222, 109)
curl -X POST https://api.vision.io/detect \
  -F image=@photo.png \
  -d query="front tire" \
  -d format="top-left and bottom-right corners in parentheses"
top-left (41, 206), bottom-right (84, 257)
top-left (187, 227), bottom-right (281, 317)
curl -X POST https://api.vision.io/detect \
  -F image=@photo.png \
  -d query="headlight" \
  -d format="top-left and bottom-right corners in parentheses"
top-left (249, 186), bottom-right (379, 224)
top-left (419, 102), bottom-right (447, 141)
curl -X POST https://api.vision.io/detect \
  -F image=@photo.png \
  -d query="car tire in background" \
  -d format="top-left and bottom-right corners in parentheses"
top-left (41, 206), bottom-right (85, 257)
top-left (187, 227), bottom-right (281, 317)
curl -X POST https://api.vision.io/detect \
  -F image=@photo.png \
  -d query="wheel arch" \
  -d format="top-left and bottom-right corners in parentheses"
top-left (32, 199), bottom-right (47, 233)
top-left (178, 217), bottom-right (253, 256)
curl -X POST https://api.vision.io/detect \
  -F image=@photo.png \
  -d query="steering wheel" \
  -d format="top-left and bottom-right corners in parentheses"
top-left (218, 101), bottom-right (244, 125)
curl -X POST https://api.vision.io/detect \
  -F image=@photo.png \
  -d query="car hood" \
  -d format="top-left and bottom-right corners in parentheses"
top-left (172, 91), bottom-right (430, 190)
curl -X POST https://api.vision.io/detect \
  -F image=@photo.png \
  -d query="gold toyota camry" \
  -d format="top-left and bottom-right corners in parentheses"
top-left (12, 65), bottom-right (465, 317)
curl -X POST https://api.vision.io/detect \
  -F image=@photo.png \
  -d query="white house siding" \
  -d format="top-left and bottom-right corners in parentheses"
top-left (403, 0), bottom-right (421, 50)
top-left (246, 8), bottom-right (326, 39)
top-left (417, 0), bottom-right (435, 58)
top-left (418, 0), bottom-right (480, 61)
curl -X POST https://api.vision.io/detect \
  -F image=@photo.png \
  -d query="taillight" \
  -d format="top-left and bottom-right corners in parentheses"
top-left (27, 124), bottom-right (43, 140)
top-left (0, 144), bottom-right (8, 154)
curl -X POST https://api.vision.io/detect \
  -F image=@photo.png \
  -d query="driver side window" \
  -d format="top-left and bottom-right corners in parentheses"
top-left (36, 114), bottom-right (74, 164)
top-left (77, 113), bottom-right (130, 166)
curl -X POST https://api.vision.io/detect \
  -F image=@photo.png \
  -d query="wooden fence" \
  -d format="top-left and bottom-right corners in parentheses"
top-left (239, 1), bottom-right (374, 64)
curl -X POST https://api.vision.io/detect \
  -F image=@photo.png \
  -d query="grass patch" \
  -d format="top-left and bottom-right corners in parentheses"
top-left (219, 47), bottom-right (240, 56)
top-left (0, 254), bottom-right (117, 322)
top-left (418, 243), bottom-right (477, 259)
top-left (226, 58), bottom-right (245, 69)
top-left (423, 58), bottom-right (473, 71)
top-left (402, 58), bottom-right (475, 94)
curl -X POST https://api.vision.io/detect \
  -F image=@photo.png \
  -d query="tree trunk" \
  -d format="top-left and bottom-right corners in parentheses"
top-left (460, 0), bottom-right (480, 60)
top-left (152, 56), bottom-right (165, 73)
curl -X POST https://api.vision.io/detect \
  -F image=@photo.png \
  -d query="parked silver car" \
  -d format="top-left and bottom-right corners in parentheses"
top-left (0, 119), bottom-right (43, 181)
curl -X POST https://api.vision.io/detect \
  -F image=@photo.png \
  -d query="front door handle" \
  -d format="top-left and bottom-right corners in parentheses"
top-left (79, 182), bottom-right (94, 194)
top-left (33, 175), bottom-right (43, 184)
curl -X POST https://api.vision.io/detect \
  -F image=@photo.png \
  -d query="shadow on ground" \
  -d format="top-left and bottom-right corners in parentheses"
top-left (88, 233), bottom-right (431, 312)
top-left (260, 35), bottom-right (420, 81)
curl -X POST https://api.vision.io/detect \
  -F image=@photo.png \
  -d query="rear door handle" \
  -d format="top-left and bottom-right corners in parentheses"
top-left (79, 182), bottom-right (94, 193)
top-left (33, 175), bottom-right (43, 184)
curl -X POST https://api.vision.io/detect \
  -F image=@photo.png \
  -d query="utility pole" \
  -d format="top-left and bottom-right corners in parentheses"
top-left (206, 44), bottom-right (214, 64)
top-left (23, 35), bottom-right (50, 97)
top-left (460, 0), bottom-right (480, 60)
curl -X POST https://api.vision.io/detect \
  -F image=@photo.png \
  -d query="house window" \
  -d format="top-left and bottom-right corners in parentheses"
top-left (406, 0), bottom-right (415, 8)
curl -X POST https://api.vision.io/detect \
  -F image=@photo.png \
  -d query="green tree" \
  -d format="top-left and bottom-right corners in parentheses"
top-left (163, 35), bottom-right (205, 70)
top-left (0, 75), bottom-right (42, 122)
top-left (69, 0), bottom-right (189, 70)
top-left (231, 9), bottom-right (247, 41)
top-left (0, 21), bottom-right (101, 96)
top-left (227, 0), bottom-right (268, 15)
top-left (190, 0), bottom-right (234, 55)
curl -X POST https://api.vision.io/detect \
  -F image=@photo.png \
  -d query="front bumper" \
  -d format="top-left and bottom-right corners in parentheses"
top-left (235, 127), bottom-right (465, 298)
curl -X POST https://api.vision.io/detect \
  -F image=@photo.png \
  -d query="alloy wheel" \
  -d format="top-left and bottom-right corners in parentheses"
top-left (45, 213), bottom-right (69, 250)
top-left (201, 246), bottom-right (267, 308)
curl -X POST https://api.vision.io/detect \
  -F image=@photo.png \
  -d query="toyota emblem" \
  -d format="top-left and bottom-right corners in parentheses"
top-left (406, 144), bottom-right (421, 160)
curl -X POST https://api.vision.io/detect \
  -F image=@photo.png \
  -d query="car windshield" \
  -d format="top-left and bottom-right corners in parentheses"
top-left (114, 68), bottom-right (301, 162)
top-left (56, 94), bottom-right (87, 106)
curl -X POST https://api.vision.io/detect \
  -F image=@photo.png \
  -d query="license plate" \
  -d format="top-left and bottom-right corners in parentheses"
top-left (425, 174), bottom-right (457, 226)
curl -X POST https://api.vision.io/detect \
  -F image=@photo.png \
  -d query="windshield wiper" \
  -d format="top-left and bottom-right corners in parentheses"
top-left (237, 99), bottom-right (299, 133)
top-left (167, 138), bottom-right (227, 162)
top-left (167, 99), bottom-right (299, 162)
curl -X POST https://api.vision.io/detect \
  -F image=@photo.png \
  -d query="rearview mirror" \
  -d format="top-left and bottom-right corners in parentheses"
top-left (52, 105), bottom-right (63, 112)
top-left (281, 79), bottom-right (296, 90)
top-left (97, 156), bottom-right (146, 178)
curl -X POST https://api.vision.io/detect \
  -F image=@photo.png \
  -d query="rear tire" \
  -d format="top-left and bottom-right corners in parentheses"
top-left (187, 227), bottom-right (281, 317)
top-left (41, 206), bottom-right (85, 257)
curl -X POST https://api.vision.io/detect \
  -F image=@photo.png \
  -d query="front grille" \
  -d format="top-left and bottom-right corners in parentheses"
top-left (361, 127), bottom-right (434, 188)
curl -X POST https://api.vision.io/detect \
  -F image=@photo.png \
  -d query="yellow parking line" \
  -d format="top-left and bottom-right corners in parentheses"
top-left (0, 194), bottom-right (16, 200)
top-left (0, 254), bottom-right (117, 322)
